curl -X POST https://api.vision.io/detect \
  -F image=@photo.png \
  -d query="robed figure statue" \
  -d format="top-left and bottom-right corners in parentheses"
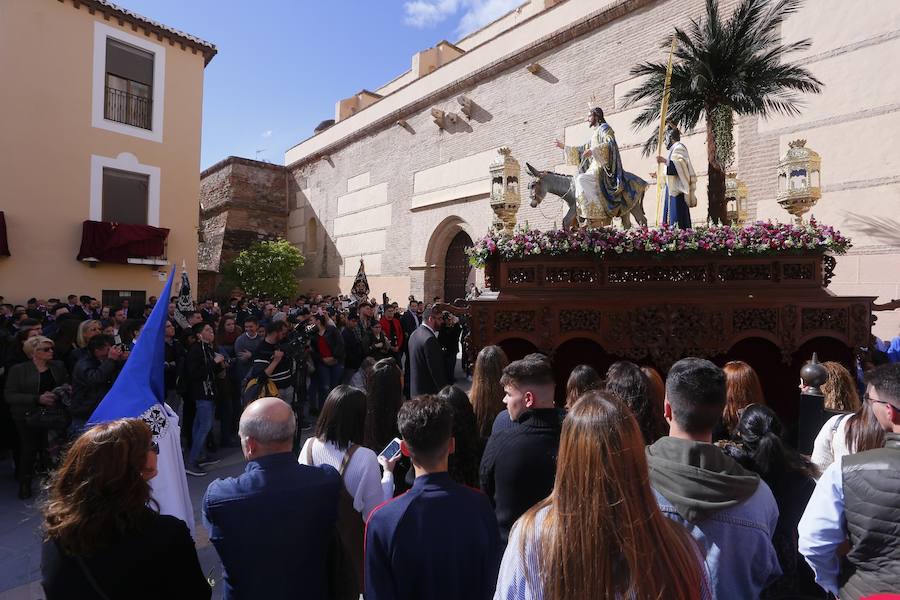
top-left (555, 107), bottom-right (647, 228)
top-left (657, 124), bottom-right (696, 229)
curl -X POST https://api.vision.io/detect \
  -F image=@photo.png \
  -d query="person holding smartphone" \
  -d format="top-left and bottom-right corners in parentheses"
top-left (299, 386), bottom-right (397, 596)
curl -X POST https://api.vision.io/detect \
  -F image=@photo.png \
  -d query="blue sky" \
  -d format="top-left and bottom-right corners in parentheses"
top-left (114, 0), bottom-right (522, 169)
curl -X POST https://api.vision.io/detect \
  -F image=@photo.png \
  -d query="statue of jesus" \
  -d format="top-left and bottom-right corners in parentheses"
top-left (554, 107), bottom-right (646, 228)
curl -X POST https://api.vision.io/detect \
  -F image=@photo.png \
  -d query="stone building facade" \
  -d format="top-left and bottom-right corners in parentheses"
top-left (198, 157), bottom-right (289, 299)
top-left (205, 0), bottom-right (899, 338)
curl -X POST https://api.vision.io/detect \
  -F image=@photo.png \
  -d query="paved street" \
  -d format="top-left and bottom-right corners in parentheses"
top-left (0, 440), bottom-right (270, 600)
top-left (0, 365), bottom-right (469, 599)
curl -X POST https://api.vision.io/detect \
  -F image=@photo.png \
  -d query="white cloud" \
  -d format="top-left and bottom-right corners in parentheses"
top-left (261, 129), bottom-right (273, 138)
top-left (403, 0), bottom-right (522, 36)
top-left (456, 0), bottom-right (522, 36)
top-left (403, 0), bottom-right (459, 28)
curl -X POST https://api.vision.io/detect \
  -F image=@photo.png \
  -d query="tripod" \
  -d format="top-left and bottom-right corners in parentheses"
top-left (290, 353), bottom-right (309, 455)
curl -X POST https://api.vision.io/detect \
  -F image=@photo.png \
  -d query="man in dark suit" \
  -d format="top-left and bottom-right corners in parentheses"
top-left (400, 299), bottom-right (420, 397)
top-left (203, 397), bottom-right (341, 600)
top-left (407, 307), bottom-right (448, 398)
top-left (366, 396), bottom-right (501, 600)
top-left (400, 299), bottom-right (420, 337)
top-left (73, 295), bottom-right (93, 320)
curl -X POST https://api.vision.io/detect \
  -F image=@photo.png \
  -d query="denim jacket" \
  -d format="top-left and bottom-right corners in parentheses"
top-left (648, 437), bottom-right (782, 600)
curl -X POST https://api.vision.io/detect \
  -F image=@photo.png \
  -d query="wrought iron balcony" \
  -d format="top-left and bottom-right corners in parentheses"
top-left (104, 86), bottom-right (152, 130)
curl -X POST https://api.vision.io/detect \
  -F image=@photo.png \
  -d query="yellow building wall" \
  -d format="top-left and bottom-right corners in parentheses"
top-left (0, 1), bottom-right (205, 304)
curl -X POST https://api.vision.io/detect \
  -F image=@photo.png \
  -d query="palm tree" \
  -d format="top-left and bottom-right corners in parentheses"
top-left (624, 0), bottom-right (822, 224)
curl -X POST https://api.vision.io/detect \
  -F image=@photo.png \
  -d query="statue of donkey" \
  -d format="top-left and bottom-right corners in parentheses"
top-left (525, 162), bottom-right (648, 229)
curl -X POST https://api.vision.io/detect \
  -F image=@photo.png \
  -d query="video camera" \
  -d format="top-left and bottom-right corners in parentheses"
top-left (278, 319), bottom-right (317, 359)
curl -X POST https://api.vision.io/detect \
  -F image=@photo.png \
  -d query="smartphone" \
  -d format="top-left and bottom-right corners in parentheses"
top-left (379, 437), bottom-right (402, 461)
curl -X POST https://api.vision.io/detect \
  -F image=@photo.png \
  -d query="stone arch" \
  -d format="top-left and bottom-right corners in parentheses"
top-left (423, 215), bottom-right (478, 302)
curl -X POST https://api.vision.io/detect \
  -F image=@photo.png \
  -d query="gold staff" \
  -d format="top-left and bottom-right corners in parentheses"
top-left (655, 37), bottom-right (677, 226)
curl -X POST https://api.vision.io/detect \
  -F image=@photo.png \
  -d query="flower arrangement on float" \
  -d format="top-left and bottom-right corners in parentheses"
top-left (466, 219), bottom-right (851, 268)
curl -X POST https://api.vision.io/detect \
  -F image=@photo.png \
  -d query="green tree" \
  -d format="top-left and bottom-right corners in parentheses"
top-left (232, 239), bottom-right (305, 298)
top-left (625, 0), bottom-right (822, 224)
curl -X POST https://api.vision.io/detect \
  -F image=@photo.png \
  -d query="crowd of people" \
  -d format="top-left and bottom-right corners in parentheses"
top-left (4, 291), bottom-right (900, 599)
top-left (0, 292), bottom-right (466, 496)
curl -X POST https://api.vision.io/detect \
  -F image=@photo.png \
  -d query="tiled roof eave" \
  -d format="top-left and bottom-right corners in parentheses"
top-left (62, 0), bottom-right (217, 65)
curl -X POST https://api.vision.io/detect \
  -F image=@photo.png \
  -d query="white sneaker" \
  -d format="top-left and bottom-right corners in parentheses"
top-left (185, 463), bottom-right (207, 477)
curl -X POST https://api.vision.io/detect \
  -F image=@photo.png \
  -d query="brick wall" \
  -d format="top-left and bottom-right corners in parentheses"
top-left (198, 157), bottom-right (290, 297)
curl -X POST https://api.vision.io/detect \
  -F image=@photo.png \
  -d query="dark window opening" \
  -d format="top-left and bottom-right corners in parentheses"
top-left (101, 290), bottom-right (146, 313)
top-left (102, 168), bottom-right (149, 225)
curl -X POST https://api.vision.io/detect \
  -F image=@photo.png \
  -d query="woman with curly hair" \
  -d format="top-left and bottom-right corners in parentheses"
top-left (41, 419), bottom-right (209, 599)
top-left (468, 345), bottom-right (508, 441)
top-left (821, 361), bottom-right (861, 412)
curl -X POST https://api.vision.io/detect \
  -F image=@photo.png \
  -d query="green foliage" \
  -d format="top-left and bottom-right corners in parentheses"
top-left (624, 0), bottom-right (823, 156)
top-left (712, 105), bottom-right (735, 170)
top-left (231, 239), bottom-right (305, 298)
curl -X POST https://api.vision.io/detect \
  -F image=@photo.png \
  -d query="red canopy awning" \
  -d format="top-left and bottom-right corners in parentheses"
top-left (77, 220), bottom-right (169, 264)
top-left (0, 212), bottom-right (9, 257)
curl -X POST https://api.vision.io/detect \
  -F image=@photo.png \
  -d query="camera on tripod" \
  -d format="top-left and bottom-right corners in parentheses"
top-left (279, 321), bottom-right (316, 359)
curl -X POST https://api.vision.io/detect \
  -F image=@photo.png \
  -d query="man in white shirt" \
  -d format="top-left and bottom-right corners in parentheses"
top-left (798, 363), bottom-right (900, 599)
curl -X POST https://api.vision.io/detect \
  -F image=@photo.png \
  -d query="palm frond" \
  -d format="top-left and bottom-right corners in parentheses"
top-left (629, 0), bottom-right (822, 132)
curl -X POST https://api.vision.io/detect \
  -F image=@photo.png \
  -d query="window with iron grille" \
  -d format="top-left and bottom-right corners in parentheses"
top-left (104, 39), bottom-right (153, 130)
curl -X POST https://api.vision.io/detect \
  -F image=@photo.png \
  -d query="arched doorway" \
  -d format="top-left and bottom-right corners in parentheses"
top-left (443, 230), bottom-right (473, 302)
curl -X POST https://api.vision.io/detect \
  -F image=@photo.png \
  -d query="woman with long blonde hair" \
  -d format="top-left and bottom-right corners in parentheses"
top-left (468, 345), bottom-right (508, 441)
top-left (75, 320), bottom-right (102, 350)
top-left (495, 391), bottom-right (710, 600)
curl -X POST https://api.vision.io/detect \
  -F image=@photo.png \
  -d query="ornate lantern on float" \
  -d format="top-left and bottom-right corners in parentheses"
top-left (489, 147), bottom-right (521, 234)
top-left (725, 172), bottom-right (748, 225)
top-left (777, 139), bottom-right (822, 224)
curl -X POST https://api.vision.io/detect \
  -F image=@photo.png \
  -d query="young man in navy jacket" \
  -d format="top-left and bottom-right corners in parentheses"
top-left (365, 395), bottom-right (501, 600)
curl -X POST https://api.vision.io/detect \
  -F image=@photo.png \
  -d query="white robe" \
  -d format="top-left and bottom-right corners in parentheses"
top-left (145, 402), bottom-right (196, 537)
top-left (666, 141), bottom-right (697, 207)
